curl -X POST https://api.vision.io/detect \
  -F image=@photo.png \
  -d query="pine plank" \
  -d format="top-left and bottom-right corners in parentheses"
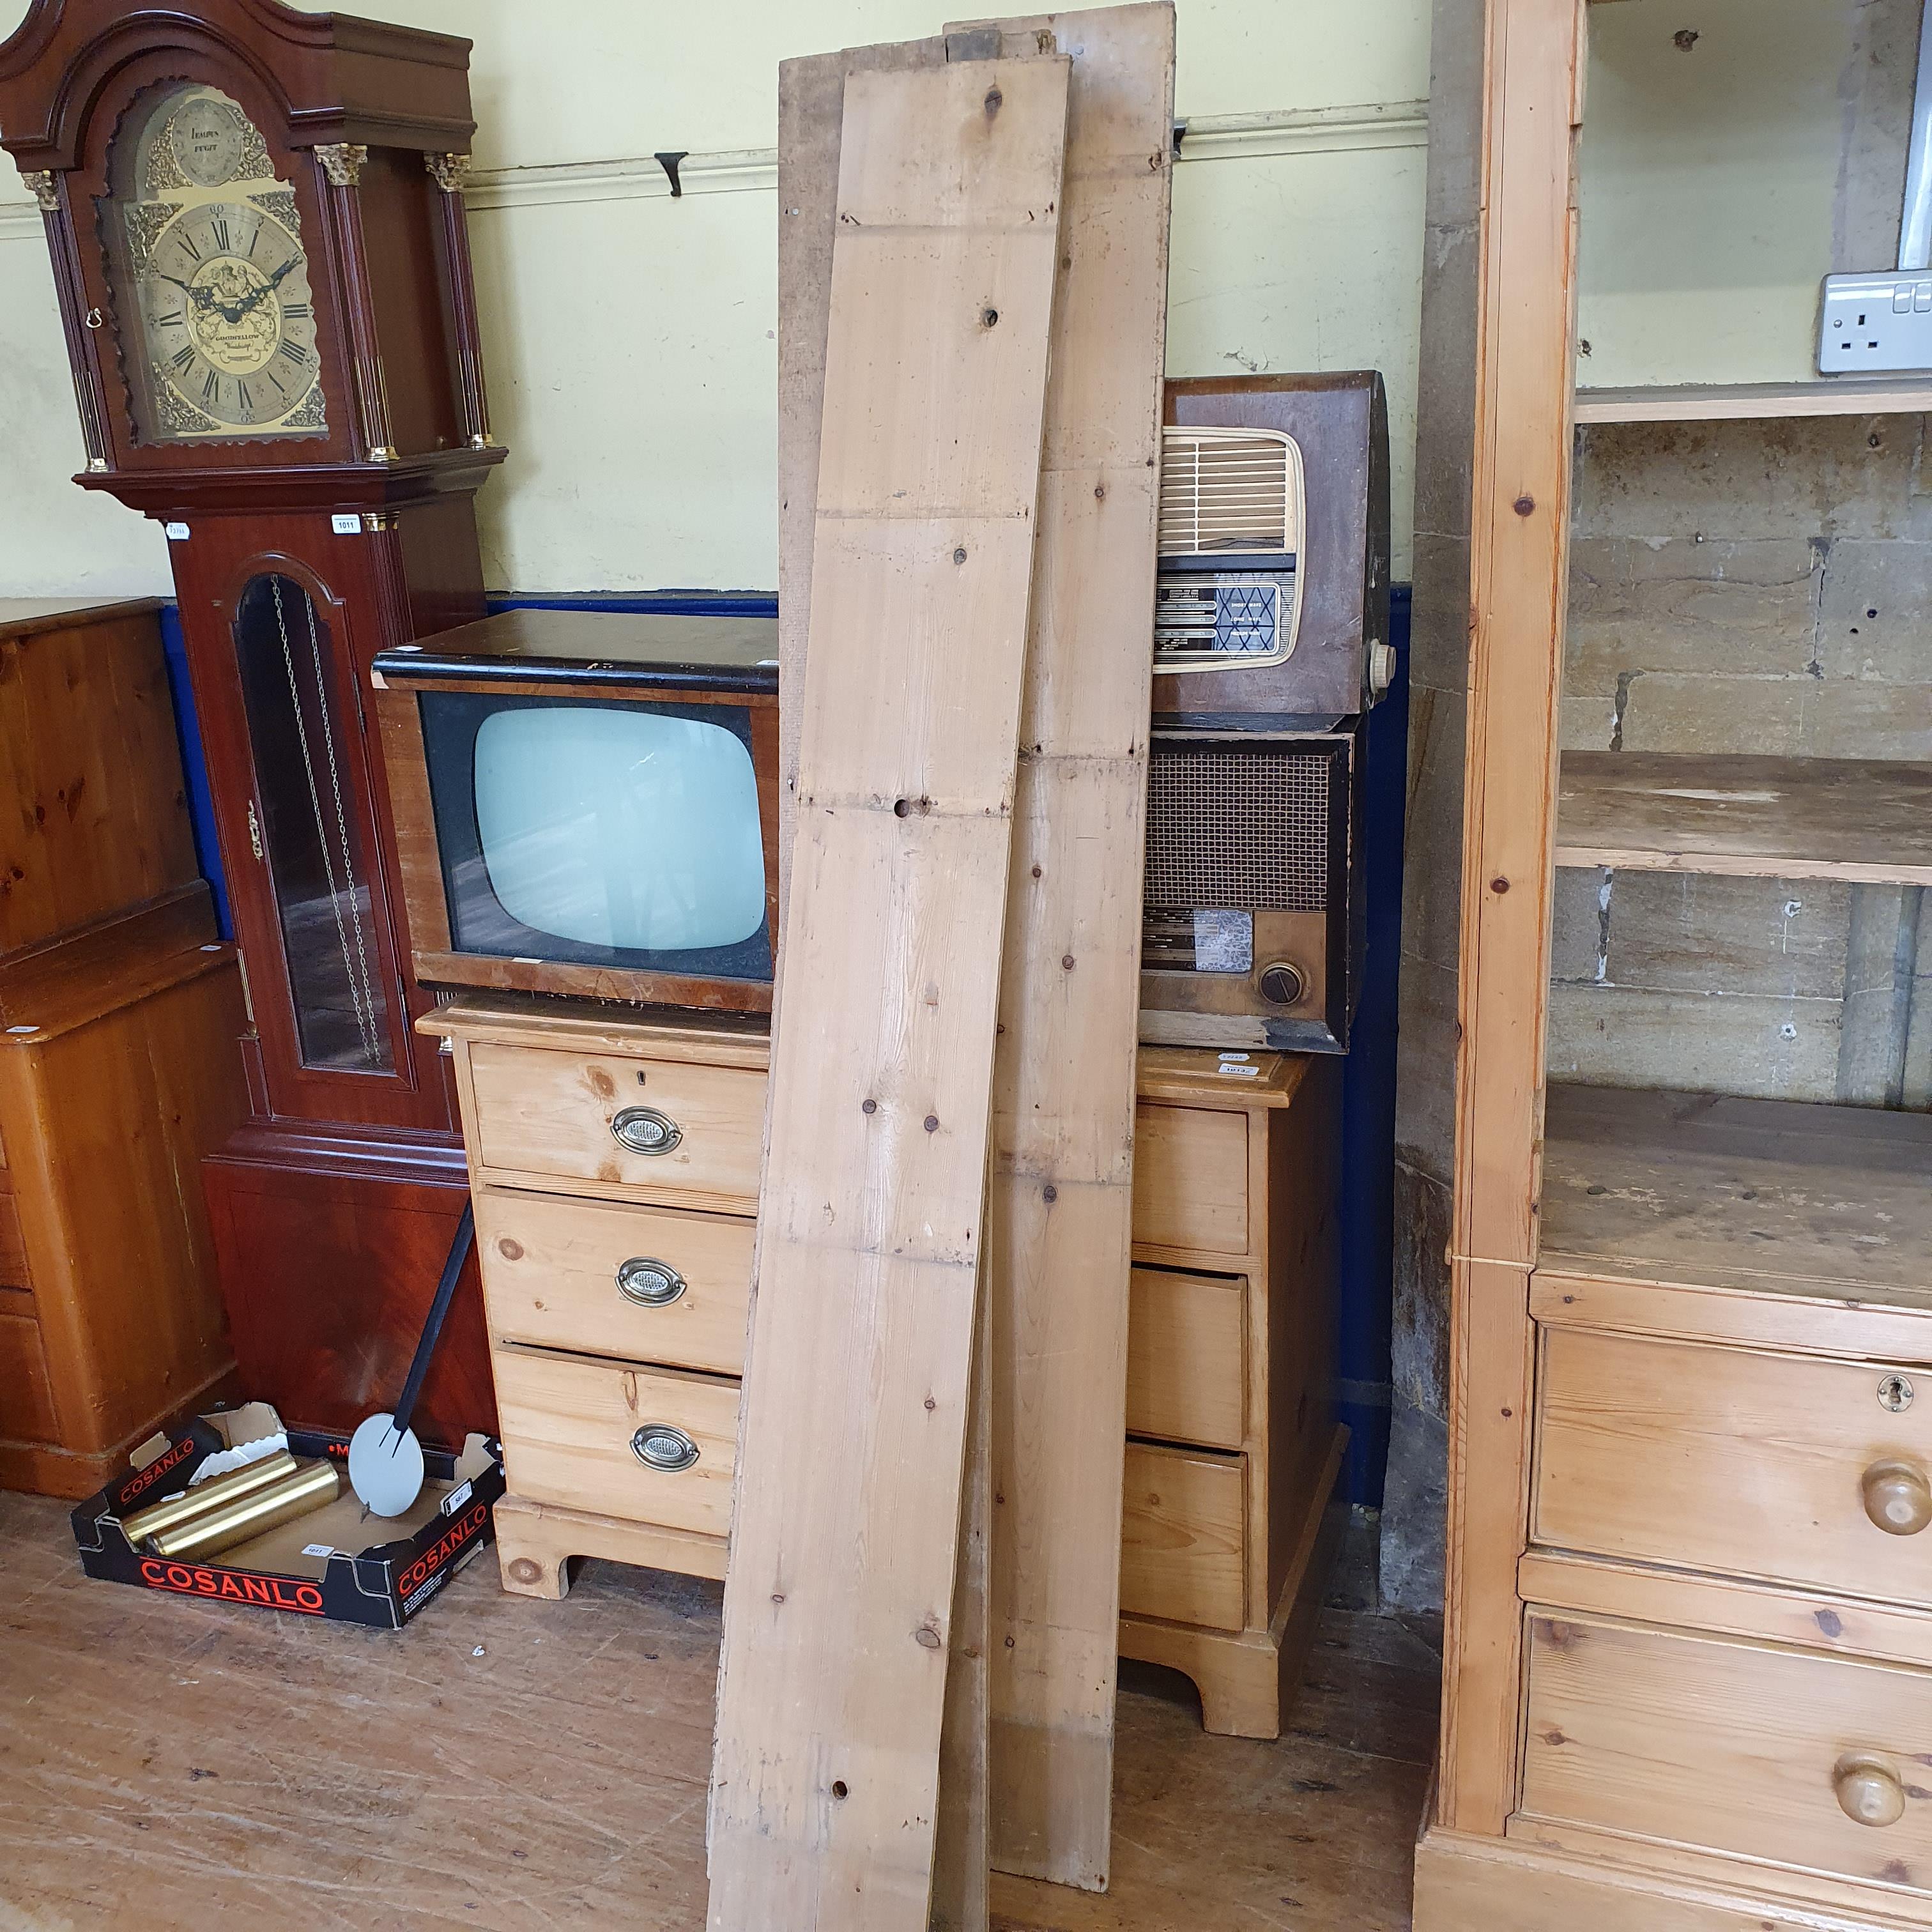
top-left (947, 6), bottom-right (1174, 1894)
top-left (931, 1274), bottom-right (992, 1932)
top-left (1555, 751), bottom-right (1932, 885)
top-left (774, 24), bottom-right (1058, 921)
top-left (776, 33), bottom-right (945, 920)
top-left (707, 54), bottom-right (1069, 1931)
top-left (776, 40), bottom-right (1078, 1920)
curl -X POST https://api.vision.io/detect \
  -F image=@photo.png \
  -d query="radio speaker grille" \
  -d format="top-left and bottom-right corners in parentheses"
top-left (1144, 742), bottom-right (1330, 912)
top-left (1159, 426), bottom-right (1300, 556)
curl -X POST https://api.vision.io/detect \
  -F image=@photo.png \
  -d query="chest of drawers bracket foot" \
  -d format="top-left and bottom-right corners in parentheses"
top-left (493, 1492), bottom-right (728, 1601)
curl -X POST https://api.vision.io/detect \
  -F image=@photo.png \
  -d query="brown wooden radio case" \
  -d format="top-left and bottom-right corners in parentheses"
top-left (1138, 722), bottom-right (1364, 1055)
top-left (1155, 371), bottom-right (1392, 724)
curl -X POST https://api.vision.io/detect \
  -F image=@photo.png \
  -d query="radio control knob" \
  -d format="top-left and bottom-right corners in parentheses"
top-left (1259, 961), bottom-right (1305, 1007)
top-left (1368, 640), bottom-right (1396, 700)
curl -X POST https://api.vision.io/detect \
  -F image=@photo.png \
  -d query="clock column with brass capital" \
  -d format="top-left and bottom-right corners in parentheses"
top-left (0, 0), bottom-right (507, 1449)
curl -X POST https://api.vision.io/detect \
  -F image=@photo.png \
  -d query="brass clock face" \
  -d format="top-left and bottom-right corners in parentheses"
top-left (105, 87), bottom-right (326, 444)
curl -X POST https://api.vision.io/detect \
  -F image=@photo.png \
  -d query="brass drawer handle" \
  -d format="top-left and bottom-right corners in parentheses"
top-left (631, 1423), bottom-right (700, 1473)
top-left (617, 1257), bottom-right (687, 1308)
top-left (611, 1105), bottom-right (681, 1156)
top-left (1836, 1754), bottom-right (1906, 1827)
top-left (1862, 1459), bottom-right (1932, 1536)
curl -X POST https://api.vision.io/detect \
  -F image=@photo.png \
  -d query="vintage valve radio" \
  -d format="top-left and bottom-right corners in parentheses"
top-left (1138, 372), bottom-right (1389, 1054)
top-left (1153, 371), bottom-right (1392, 724)
top-left (1138, 725), bottom-right (1362, 1054)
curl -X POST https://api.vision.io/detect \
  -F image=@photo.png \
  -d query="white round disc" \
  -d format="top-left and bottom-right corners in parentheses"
top-left (348, 1412), bottom-right (426, 1518)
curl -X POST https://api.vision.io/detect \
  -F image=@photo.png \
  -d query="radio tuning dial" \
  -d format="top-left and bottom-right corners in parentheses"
top-left (1368, 640), bottom-right (1396, 698)
top-left (1259, 961), bottom-right (1305, 1007)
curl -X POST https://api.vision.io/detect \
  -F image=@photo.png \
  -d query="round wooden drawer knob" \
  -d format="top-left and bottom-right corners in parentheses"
top-left (1862, 1459), bottom-right (1932, 1536)
top-left (1836, 1754), bottom-right (1906, 1828)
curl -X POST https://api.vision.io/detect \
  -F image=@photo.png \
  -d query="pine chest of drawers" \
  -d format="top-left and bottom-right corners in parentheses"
top-left (428, 997), bottom-right (1343, 1738)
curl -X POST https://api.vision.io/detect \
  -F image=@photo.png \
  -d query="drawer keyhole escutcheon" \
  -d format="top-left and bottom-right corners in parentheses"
top-left (1879, 1373), bottom-right (1915, 1413)
top-left (1862, 1459), bottom-right (1932, 1536)
top-left (617, 1257), bottom-right (687, 1308)
top-left (1835, 1754), bottom-right (1907, 1828)
top-left (611, 1105), bottom-right (682, 1156)
top-left (632, 1423), bottom-right (700, 1473)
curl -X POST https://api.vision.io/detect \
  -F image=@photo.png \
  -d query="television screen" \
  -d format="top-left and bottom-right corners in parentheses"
top-left (422, 692), bottom-right (774, 983)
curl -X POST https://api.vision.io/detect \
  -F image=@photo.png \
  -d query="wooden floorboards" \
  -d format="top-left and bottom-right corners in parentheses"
top-left (0, 1494), bottom-right (1435, 1931)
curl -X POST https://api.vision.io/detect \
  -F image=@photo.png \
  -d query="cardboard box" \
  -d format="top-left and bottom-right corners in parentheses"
top-left (70, 1402), bottom-right (505, 1629)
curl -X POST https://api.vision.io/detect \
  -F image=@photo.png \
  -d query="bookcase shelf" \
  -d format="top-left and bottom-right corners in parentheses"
top-left (1554, 751), bottom-right (1932, 885)
top-left (1540, 1083), bottom-right (1932, 1311)
top-left (1575, 378), bottom-right (1932, 425)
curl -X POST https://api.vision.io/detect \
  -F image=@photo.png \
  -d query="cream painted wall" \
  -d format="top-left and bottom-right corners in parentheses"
top-left (0, 0), bottom-right (1430, 597)
top-left (1577, 0), bottom-right (1869, 390)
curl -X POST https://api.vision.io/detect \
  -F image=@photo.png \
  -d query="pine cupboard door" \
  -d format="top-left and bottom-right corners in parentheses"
top-left (173, 524), bottom-right (450, 1132)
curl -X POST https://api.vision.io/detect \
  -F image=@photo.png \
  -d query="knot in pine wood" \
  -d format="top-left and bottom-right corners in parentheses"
top-left (1512, 495), bottom-right (1535, 518)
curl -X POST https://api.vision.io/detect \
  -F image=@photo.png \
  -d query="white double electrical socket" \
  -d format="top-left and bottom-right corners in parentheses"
top-left (1819, 271), bottom-right (1932, 373)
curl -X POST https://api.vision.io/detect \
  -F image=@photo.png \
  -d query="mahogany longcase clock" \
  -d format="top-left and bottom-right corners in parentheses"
top-left (0, 0), bottom-right (502, 1446)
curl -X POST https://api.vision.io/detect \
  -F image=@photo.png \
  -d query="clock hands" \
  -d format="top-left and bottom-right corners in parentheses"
top-left (158, 252), bottom-right (298, 328)
top-left (156, 270), bottom-right (219, 315)
top-left (222, 253), bottom-right (300, 325)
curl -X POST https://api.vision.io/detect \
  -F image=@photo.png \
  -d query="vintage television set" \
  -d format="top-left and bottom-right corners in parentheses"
top-left (372, 610), bottom-right (780, 1014)
top-left (1139, 372), bottom-right (1390, 1054)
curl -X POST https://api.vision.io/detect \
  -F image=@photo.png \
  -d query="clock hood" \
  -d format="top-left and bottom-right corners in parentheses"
top-left (0, 0), bottom-right (475, 175)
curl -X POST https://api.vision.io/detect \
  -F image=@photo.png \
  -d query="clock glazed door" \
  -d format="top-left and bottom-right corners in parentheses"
top-left (171, 515), bottom-right (454, 1133)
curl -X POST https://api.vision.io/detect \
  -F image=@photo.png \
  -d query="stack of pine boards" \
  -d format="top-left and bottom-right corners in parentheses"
top-left (708, 8), bottom-right (1176, 1928)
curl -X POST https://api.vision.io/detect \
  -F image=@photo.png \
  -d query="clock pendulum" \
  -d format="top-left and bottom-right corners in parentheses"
top-left (257, 572), bottom-right (387, 1073)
